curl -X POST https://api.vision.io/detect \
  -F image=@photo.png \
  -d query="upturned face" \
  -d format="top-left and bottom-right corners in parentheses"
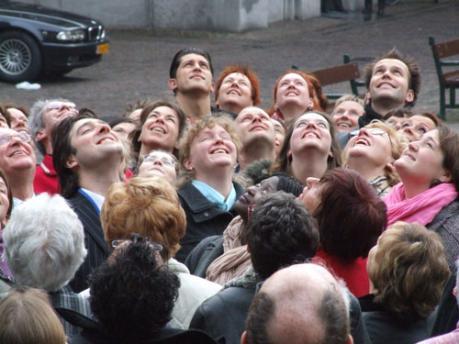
top-left (0, 128), bottom-right (36, 175)
top-left (347, 126), bottom-right (393, 168)
top-left (217, 72), bottom-right (253, 112)
top-left (398, 115), bottom-right (436, 142)
top-left (67, 118), bottom-right (123, 170)
top-left (169, 53), bottom-right (213, 94)
top-left (236, 106), bottom-right (274, 147)
top-left (184, 125), bottom-right (237, 178)
top-left (138, 150), bottom-right (177, 183)
top-left (332, 100), bottom-right (364, 133)
top-left (369, 58), bottom-right (414, 105)
top-left (275, 73), bottom-right (312, 113)
top-left (290, 112), bottom-right (332, 157)
top-left (139, 106), bottom-right (180, 153)
top-left (394, 129), bottom-right (449, 187)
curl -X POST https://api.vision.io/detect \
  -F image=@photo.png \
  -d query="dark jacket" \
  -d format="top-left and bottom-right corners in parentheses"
top-left (64, 309), bottom-right (219, 344)
top-left (176, 182), bottom-right (244, 262)
top-left (185, 235), bottom-right (224, 277)
top-left (358, 104), bottom-right (383, 128)
top-left (360, 294), bottom-right (433, 344)
top-left (191, 268), bottom-right (371, 344)
top-left (428, 199), bottom-right (459, 336)
top-left (190, 268), bottom-right (259, 344)
top-left (67, 191), bottom-right (110, 293)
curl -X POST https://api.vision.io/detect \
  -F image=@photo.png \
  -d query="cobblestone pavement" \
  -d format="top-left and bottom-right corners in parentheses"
top-left (1, 0), bottom-right (458, 125)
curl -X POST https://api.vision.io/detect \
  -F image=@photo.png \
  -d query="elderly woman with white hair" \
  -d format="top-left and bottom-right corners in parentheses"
top-left (3, 193), bottom-right (90, 337)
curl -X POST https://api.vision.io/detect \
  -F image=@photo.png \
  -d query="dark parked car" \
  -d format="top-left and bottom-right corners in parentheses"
top-left (0, 0), bottom-right (109, 82)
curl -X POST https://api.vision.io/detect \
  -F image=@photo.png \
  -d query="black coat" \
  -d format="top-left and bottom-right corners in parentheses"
top-left (176, 182), bottom-right (244, 262)
top-left (185, 235), bottom-right (223, 277)
top-left (67, 191), bottom-right (110, 293)
top-left (190, 270), bottom-right (371, 344)
top-left (360, 294), bottom-right (433, 344)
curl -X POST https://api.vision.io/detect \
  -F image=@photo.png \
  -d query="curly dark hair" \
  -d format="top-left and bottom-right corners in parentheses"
top-left (314, 168), bottom-right (387, 260)
top-left (247, 191), bottom-right (319, 279)
top-left (89, 240), bottom-right (180, 341)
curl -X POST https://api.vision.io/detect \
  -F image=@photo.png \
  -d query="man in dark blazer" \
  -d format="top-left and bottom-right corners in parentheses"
top-left (52, 113), bottom-right (124, 292)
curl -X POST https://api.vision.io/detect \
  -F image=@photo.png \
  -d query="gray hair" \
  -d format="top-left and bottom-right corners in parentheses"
top-left (333, 94), bottom-right (364, 108)
top-left (3, 194), bottom-right (87, 292)
top-left (29, 98), bottom-right (72, 155)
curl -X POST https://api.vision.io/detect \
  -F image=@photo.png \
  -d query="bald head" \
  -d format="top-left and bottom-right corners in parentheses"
top-left (243, 264), bottom-right (352, 344)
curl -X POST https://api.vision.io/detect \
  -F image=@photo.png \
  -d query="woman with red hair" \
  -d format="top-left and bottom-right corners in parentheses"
top-left (269, 69), bottom-right (327, 123)
top-left (215, 65), bottom-right (261, 116)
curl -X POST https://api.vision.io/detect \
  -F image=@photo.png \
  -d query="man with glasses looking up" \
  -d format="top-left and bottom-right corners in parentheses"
top-left (0, 128), bottom-right (36, 207)
top-left (29, 99), bottom-right (78, 194)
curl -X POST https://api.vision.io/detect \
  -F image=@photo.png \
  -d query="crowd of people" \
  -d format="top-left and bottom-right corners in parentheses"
top-left (0, 46), bottom-right (458, 344)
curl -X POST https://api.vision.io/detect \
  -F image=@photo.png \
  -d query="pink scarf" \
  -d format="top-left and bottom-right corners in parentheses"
top-left (384, 182), bottom-right (458, 226)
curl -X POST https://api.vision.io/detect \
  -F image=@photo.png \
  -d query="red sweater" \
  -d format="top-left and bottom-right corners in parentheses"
top-left (315, 249), bottom-right (369, 297)
top-left (34, 155), bottom-right (59, 195)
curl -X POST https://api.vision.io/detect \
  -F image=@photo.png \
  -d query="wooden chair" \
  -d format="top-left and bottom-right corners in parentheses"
top-left (343, 54), bottom-right (372, 97)
top-left (311, 62), bottom-right (360, 100)
top-left (429, 36), bottom-right (459, 119)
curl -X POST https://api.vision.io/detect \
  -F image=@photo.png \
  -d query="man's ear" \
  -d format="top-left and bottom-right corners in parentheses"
top-left (65, 155), bottom-right (79, 169)
top-left (168, 78), bottom-right (178, 92)
top-left (210, 80), bottom-right (215, 94)
top-left (35, 129), bottom-right (47, 143)
top-left (240, 331), bottom-right (248, 344)
top-left (183, 158), bottom-right (193, 171)
top-left (405, 89), bottom-right (415, 104)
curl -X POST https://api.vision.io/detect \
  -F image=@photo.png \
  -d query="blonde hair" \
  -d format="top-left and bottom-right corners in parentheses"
top-left (343, 120), bottom-right (406, 186)
top-left (178, 114), bottom-right (240, 186)
top-left (0, 288), bottom-right (66, 344)
top-left (368, 222), bottom-right (450, 319)
top-left (334, 94), bottom-right (364, 108)
top-left (101, 176), bottom-right (186, 260)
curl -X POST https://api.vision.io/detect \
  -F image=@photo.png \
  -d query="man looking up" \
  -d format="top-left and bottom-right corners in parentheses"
top-left (234, 106), bottom-right (276, 171)
top-left (168, 48), bottom-right (214, 122)
top-left (360, 48), bottom-right (420, 127)
top-left (29, 99), bottom-right (78, 194)
top-left (52, 113), bottom-right (124, 292)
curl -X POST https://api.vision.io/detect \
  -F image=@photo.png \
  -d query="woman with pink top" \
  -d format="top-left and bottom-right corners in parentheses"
top-left (384, 125), bottom-right (459, 270)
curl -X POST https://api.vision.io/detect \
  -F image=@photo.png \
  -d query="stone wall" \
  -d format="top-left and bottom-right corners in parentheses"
top-left (19, 0), bottom-right (322, 31)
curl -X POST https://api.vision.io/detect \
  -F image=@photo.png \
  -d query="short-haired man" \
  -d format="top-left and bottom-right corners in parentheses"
top-left (360, 48), bottom-right (420, 128)
top-left (235, 106), bottom-right (275, 171)
top-left (52, 114), bottom-right (124, 292)
top-left (242, 263), bottom-right (353, 344)
top-left (168, 48), bottom-right (214, 122)
top-left (29, 99), bottom-right (78, 194)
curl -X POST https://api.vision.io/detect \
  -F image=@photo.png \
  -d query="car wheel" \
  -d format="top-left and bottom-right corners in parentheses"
top-left (0, 31), bottom-right (42, 83)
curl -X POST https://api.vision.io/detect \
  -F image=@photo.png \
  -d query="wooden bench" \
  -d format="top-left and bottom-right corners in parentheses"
top-left (429, 36), bottom-right (459, 119)
top-left (343, 54), bottom-right (372, 97)
top-left (311, 62), bottom-right (361, 100)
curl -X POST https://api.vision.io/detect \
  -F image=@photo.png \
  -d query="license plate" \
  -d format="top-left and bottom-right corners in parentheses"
top-left (96, 43), bottom-right (109, 55)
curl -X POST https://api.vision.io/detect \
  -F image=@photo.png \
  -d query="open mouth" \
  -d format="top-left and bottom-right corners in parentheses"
top-left (149, 126), bottom-right (167, 134)
top-left (210, 147), bottom-right (229, 154)
top-left (301, 131), bottom-right (320, 139)
top-left (227, 89), bottom-right (241, 96)
top-left (336, 121), bottom-right (352, 128)
top-left (9, 149), bottom-right (28, 158)
top-left (97, 136), bottom-right (116, 144)
top-left (377, 81), bottom-right (395, 89)
top-left (354, 137), bottom-right (370, 146)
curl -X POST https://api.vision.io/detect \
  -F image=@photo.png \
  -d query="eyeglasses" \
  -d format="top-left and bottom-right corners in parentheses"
top-left (350, 128), bottom-right (388, 138)
top-left (46, 102), bottom-right (77, 113)
top-left (111, 233), bottom-right (163, 253)
top-left (143, 153), bottom-right (177, 167)
top-left (0, 131), bottom-right (31, 146)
